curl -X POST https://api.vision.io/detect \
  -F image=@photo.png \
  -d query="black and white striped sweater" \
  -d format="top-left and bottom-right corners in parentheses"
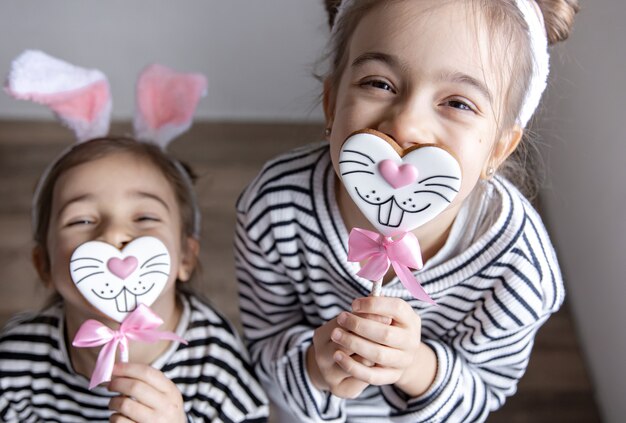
top-left (235, 142), bottom-right (564, 422)
top-left (0, 293), bottom-right (269, 423)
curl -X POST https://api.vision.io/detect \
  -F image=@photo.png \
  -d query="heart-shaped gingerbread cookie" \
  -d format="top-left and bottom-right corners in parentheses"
top-left (339, 130), bottom-right (462, 236)
top-left (69, 236), bottom-right (171, 322)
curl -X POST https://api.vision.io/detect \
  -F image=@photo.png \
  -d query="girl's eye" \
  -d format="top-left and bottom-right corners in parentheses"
top-left (136, 215), bottom-right (160, 223)
top-left (361, 79), bottom-right (396, 94)
top-left (66, 219), bottom-right (94, 227)
top-left (445, 99), bottom-right (476, 112)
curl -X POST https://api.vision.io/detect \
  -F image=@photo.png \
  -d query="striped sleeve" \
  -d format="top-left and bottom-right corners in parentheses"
top-left (235, 147), bottom-right (347, 422)
top-left (0, 298), bottom-right (270, 423)
top-left (166, 295), bottom-right (269, 423)
top-left (0, 310), bottom-right (115, 422)
top-left (379, 184), bottom-right (565, 422)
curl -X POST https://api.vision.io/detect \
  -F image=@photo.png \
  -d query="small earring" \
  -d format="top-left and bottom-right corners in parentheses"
top-left (324, 127), bottom-right (331, 137)
top-left (486, 167), bottom-right (495, 177)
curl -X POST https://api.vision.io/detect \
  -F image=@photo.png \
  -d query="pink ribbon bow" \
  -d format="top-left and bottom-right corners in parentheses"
top-left (347, 228), bottom-right (435, 304)
top-left (72, 304), bottom-right (187, 389)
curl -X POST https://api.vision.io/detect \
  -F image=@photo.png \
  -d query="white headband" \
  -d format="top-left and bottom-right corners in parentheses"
top-left (332, 0), bottom-right (549, 128)
top-left (514, 0), bottom-right (549, 127)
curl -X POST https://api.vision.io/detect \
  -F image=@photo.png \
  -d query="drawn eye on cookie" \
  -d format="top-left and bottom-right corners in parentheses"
top-left (69, 236), bottom-right (171, 322)
top-left (339, 130), bottom-right (462, 236)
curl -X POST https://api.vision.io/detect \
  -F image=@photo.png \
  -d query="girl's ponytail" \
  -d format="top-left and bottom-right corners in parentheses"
top-left (535, 0), bottom-right (580, 44)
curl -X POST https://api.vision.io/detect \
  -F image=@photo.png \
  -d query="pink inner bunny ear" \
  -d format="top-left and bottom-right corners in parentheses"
top-left (5, 50), bottom-right (111, 142)
top-left (133, 64), bottom-right (207, 149)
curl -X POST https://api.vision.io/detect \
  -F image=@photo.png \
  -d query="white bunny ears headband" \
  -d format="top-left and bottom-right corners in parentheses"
top-left (332, 0), bottom-right (549, 128)
top-left (5, 50), bottom-right (207, 238)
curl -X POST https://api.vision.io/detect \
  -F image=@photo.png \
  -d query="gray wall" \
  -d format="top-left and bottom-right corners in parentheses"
top-left (0, 1), bottom-right (327, 121)
top-left (538, 1), bottom-right (625, 422)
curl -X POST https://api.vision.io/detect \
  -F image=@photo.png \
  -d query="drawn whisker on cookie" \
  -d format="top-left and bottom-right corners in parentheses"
top-left (342, 149), bottom-right (375, 163)
top-left (75, 271), bottom-right (105, 284)
top-left (424, 183), bottom-right (459, 192)
top-left (145, 262), bottom-right (169, 268)
top-left (418, 175), bottom-right (460, 184)
top-left (71, 265), bottom-right (101, 273)
top-left (341, 170), bottom-right (375, 176)
top-left (70, 257), bottom-right (103, 264)
top-left (413, 190), bottom-right (453, 203)
top-left (139, 270), bottom-right (169, 278)
top-left (140, 253), bottom-right (168, 269)
top-left (339, 159), bottom-right (370, 167)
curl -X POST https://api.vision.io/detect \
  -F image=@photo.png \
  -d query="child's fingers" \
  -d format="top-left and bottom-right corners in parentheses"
top-left (356, 312), bottom-right (392, 325)
top-left (108, 376), bottom-right (162, 410)
top-left (332, 375), bottom-right (369, 399)
top-left (337, 312), bottom-right (414, 350)
top-left (109, 395), bottom-right (153, 422)
top-left (109, 413), bottom-right (134, 423)
top-left (341, 312), bottom-right (391, 367)
top-left (112, 363), bottom-right (173, 394)
top-left (352, 297), bottom-right (420, 327)
top-left (331, 327), bottom-right (410, 368)
top-left (333, 350), bottom-right (401, 386)
top-left (351, 353), bottom-right (375, 367)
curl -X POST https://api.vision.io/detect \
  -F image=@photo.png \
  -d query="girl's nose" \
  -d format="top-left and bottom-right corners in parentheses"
top-left (377, 100), bottom-right (436, 150)
top-left (99, 222), bottom-right (134, 250)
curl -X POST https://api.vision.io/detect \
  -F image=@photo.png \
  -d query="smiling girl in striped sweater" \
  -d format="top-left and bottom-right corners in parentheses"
top-left (235, 0), bottom-right (579, 421)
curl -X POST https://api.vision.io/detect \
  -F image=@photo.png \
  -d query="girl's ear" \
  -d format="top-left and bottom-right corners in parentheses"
top-left (483, 125), bottom-right (524, 178)
top-left (323, 78), bottom-right (336, 131)
top-left (177, 237), bottom-right (200, 282)
top-left (32, 246), bottom-right (51, 287)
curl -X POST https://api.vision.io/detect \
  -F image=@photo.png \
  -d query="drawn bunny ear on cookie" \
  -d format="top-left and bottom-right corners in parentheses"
top-left (133, 64), bottom-right (207, 149)
top-left (5, 50), bottom-right (112, 142)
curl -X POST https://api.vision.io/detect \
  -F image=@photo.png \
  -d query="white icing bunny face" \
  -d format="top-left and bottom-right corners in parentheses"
top-left (339, 131), bottom-right (461, 236)
top-left (38, 151), bottom-right (198, 324)
top-left (70, 236), bottom-right (171, 322)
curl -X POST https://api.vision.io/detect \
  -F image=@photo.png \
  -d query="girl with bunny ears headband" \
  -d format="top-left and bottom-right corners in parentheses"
top-left (0, 50), bottom-right (269, 423)
top-left (235, 1), bottom-right (578, 422)
top-left (5, 50), bottom-right (206, 241)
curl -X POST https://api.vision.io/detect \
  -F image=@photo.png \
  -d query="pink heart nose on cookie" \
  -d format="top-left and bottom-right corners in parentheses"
top-left (378, 160), bottom-right (419, 189)
top-left (107, 257), bottom-right (138, 280)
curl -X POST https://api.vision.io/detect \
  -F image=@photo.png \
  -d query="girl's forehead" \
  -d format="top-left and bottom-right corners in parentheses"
top-left (351, 0), bottom-right (489, 67)
top-left (347, 0), bottom-right (503, 101)
top-left (53, 152), bottom-right (176, 203)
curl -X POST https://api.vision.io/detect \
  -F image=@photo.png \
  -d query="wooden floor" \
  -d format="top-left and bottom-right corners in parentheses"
top-left (0, 121), bottom-right (602, 422)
